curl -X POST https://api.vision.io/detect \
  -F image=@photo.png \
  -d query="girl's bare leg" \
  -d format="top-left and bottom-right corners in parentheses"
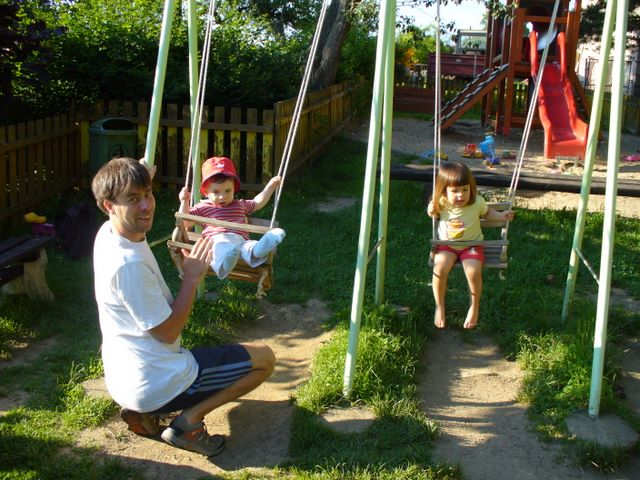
top-left (461, 259), bottom-right (483, 329)
top-left (432, 250), bottom-right (457, 328)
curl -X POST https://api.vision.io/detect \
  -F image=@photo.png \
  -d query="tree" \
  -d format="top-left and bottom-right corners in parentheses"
top-left (580, 0), bottom-right (639, 45)
top-left (0, 0), bottom-right (58, 121)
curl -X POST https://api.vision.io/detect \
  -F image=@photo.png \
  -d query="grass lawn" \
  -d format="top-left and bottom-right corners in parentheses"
top-left (0, 137), bottom-right (639, 479)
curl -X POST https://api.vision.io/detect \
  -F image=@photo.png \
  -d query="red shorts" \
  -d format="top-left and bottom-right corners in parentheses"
top-left (435, 244), bottom-right (485, 263)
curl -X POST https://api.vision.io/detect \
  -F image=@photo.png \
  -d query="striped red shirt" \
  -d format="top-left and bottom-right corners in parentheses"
top-left (190, 199), bottom-right (257, 240)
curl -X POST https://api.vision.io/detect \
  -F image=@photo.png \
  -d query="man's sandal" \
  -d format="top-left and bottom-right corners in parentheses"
top-left (120, 408), bottom-right (161, 436)
top-left (161, 419), bottom-right (225, 457)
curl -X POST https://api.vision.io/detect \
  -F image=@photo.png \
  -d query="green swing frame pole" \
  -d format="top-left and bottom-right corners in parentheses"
top-left (589, 0), bottom-right (628, 418)
top-left (144, 0), bottom-right (177, 166)
top-left (561, 0), bottom-right (615, 321)
top-left (186, 0), bottom-right (203, 203)
top-left (375, 0), bottom-right (397, 305)
top-left (343, 0), bottom-right (395, 397)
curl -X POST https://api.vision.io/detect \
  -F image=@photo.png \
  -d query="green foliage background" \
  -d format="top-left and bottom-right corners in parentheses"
top-left (5, 0), bottom-right (378, 122)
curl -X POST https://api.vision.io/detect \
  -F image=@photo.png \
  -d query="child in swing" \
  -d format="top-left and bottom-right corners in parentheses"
top-left (427, 162), bottom-right (514, 329)
top-left (179, 156), bottom-right (285, 279)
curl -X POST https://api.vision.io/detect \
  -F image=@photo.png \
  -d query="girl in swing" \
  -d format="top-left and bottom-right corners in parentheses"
top-left (427, 162), bottom-right (514, 329)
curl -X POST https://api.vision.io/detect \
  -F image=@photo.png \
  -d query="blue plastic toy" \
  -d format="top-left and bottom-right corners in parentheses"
top-left (478, 135), bottom-right (500, 165)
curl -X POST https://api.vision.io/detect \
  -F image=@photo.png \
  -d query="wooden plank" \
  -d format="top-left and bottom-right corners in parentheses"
top-left (230, 107), bottom-right (241, 170)
top-left (0, 235), bottom-right (53, 268)
top-left (167, 103), bottom-right (179, 182)
top-left (18, 122), bottom-right (28, 206)
top-left (0, 124), bottom-right (79, 153)
top-left (52, 115), bottom-right (62, 192)
top-left (199, 106), bottom-right (208, 172)
top-left (60, 115), bottom-right (70, 189)
top-left (182, 104), bottom-right (192, 186)
top-left (273, 101), bottom-right (285, 175)
top-left (246, 108), bottom-right (257, 183)
top-left (262, 109), bottom-right (274, 181)
top-left (392, 163), bottom-right (640, 197)
top-left (175, 212), bottom-right (271, 234)
top-left (0, 126), bottom-right (6, 214)
top-left (37, 118), bottom-right (48, 202)
top-left (214, 107), bottom-right (225, 156)
top-left (137, 101), bottom-right (149, 160)
top-left (122, 101), bottom-right (134, 118)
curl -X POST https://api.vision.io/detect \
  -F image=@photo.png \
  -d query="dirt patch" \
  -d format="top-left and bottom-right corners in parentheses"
top-left (0, 390), bottom-right (29, 416)
top-left (319, 406), bottom-right (376, 434)
top-left (76, 298), bottom-right (333, 478)
top-left (312, 196), bottom-right (357, 213)
top-left (418, 331), bottom-right (609, 480)
top-left (0, 337), bottom-right (58, 369)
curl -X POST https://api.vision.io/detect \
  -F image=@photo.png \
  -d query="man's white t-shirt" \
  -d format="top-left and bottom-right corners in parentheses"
top-left (93, 221), bottom-right (198, 412)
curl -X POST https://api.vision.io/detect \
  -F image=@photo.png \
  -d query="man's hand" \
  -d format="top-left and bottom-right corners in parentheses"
top-left (139, 158), bottom-right (157, 180)
top-left (182, 237), bottom-right (212, 283)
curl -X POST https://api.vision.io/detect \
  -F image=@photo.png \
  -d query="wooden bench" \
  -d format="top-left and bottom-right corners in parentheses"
top-left (0, 235), bottom-right (55, 301)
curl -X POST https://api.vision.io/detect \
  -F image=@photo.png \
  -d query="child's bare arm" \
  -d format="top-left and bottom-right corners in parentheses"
top-left (252, 176), bottom-right (282, 211)
top-left (483, 207), bottom-right (515, 222)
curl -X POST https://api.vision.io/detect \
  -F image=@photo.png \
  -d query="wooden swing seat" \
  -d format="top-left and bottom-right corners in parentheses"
top-left (429, 201), bottom-right (512, 269)
top-left (167, 212), bottom-right (277, 298)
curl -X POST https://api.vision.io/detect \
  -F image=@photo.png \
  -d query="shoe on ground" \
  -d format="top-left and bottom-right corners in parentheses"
top-left (120, 408), bottom-right (161, 436)
top-left (161, 421), bottom-right (225, 457)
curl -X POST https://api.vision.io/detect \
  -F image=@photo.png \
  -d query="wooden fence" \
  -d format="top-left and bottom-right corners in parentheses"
top-left (394, 78), bottom-right (530, 116)
top-left (0, 113), bottom-right (82, 223)
top-left (1, 82), bottom-right (355, 224)
top-left (584, 91), bottom-right (640, 135)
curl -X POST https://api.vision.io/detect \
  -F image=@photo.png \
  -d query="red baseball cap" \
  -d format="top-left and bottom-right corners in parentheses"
top-left (200, 156), bottom-right (241, 196)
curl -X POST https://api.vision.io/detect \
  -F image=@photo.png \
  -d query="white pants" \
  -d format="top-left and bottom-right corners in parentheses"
top-left (210, 232), bottom-right (267, 279)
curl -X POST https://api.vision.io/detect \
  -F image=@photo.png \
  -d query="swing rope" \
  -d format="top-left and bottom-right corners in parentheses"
top-left (179, 0), bottom-right (330, 231)
top-left (269, 0), bottom-right (330, 228)
top-left (431, 0), bottom-right (442, 240)
top-left (184, 0), bottom-right (219, 209)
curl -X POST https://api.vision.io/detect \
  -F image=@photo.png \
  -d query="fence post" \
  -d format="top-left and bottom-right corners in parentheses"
top-left (273, 101), bottom-right (284, 177)
top-left (230, 107), bottom-right (241, 170)
top-left (214, 106), bottom-right (225, 156)
top-left (262, 109), bottom-right (274, 182)
top-left (246, 108), bottom-right (258, 184)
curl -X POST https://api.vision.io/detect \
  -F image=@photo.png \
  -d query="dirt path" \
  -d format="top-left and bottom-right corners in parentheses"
top-left (418, 332), bottom-right (621, 480)
top-left (77, 299), bottom-right (332, 479)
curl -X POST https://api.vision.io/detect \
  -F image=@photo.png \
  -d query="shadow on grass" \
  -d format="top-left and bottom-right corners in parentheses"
top-left (0, 411), bottom-right (223, 480)
top-left (286, 405), bottom-right (459, 478)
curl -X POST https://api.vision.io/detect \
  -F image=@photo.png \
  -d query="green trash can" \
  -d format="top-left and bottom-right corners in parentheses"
top-left (89, 117), bottom-right (137, 175)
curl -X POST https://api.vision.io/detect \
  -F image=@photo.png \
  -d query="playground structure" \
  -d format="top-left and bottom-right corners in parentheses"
top-left (438, 0), bottom-right (589, 159)
top-left (529, 31), bottom-right (588, 159)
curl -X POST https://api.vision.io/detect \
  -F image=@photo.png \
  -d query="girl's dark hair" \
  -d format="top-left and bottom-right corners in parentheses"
top-left (91, 157), bottom-right (151, 214)
top-left (431, 162), bottom-right (477, 214)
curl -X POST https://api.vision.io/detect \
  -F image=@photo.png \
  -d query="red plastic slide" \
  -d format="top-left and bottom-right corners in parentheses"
top-left (529, 31), bottom-right (587, 159)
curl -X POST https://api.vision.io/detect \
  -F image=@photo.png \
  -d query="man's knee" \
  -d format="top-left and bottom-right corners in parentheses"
top-left (244, 343), bottom-right (275, 376)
